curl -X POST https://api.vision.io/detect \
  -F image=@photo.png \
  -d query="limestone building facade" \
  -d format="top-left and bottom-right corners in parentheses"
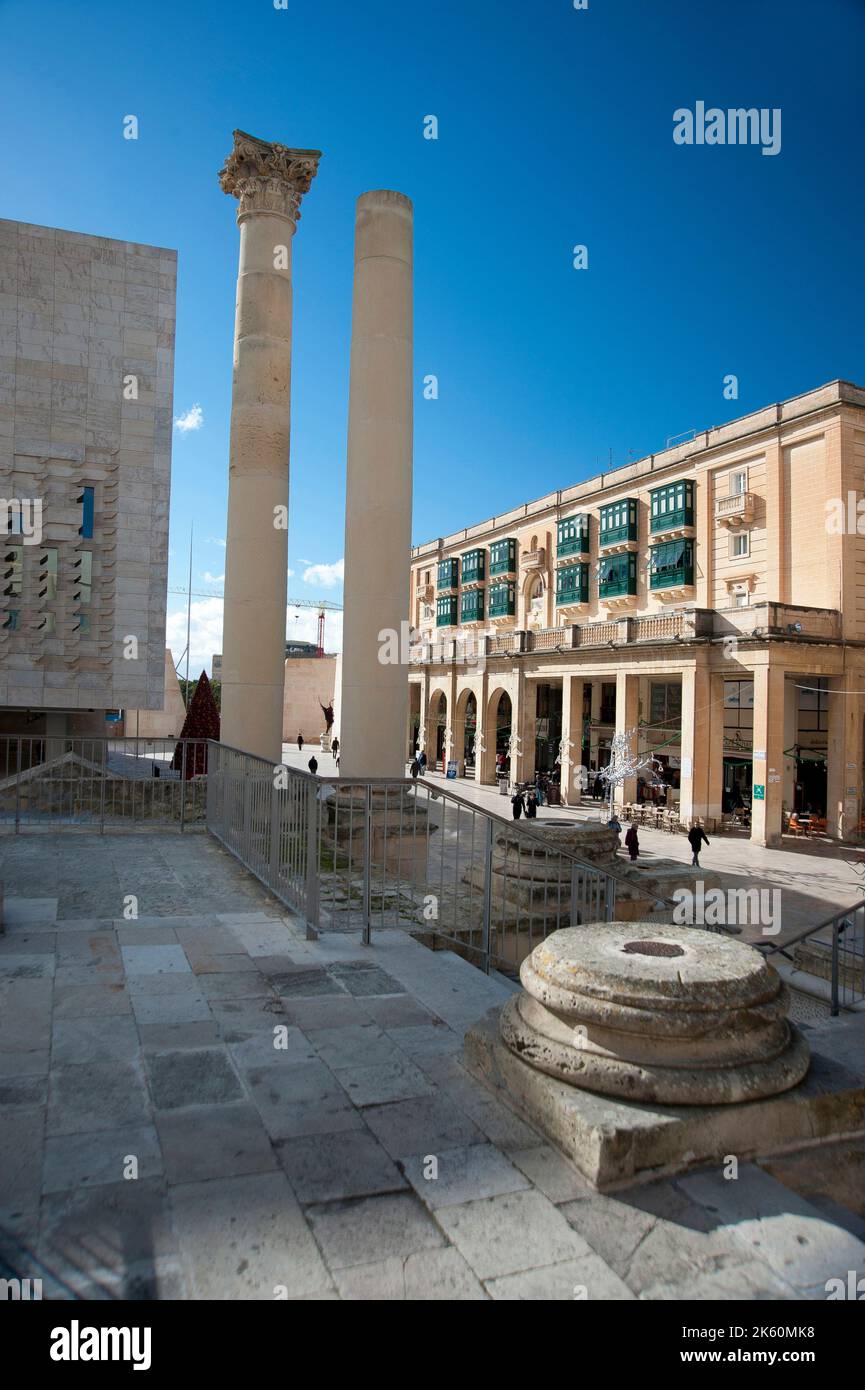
top-left (408, 380), bottom-right (865, 846)
top-left (0, 218), bottom-right (176, 739)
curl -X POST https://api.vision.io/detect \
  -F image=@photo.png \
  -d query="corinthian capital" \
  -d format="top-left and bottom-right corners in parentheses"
top-left (219, 130), bottom-right (322, 226)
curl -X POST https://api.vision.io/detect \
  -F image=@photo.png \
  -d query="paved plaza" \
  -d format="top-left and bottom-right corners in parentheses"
top-left (1, 831), bottom-right (864, 1300)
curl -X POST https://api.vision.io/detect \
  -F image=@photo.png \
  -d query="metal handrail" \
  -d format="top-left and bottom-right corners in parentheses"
top-left (757, 897), bottom-right (865, 1016)
top-left (212, 739), bottom-right (678, 908)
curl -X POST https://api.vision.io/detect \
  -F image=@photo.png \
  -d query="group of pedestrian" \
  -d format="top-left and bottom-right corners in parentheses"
top-left (510, 787), bottom-right (538, 819)
top-left (298, 732), bottom-right (340, 777)
top-left (607, 810), bottom-right (711, 867)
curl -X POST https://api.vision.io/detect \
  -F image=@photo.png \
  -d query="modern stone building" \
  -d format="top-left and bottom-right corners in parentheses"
top-left (408, 380), bottom-right (865, 846)
top-left (0, 219), bottom-right (176, 741)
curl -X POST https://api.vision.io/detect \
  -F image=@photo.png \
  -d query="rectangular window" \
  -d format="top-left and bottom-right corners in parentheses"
top-left (798, 678), bottom-right (828, 733)
top-left (78, 613), bottom-right (91, 635)
top-left (734, 590), bottom-right (749, 608)
top-left (436, 595), bottom-right (457, 627)
top-left (599, 498), bottom-right (638, 546)
top-left (649, 480), bottom-right (694, 533)
top-left (437, 557), bottom-right (459, 590)
top-left (730, 532), bottom-right (749, 558)
top-left (3, 609), bottom-right (19, 630)
top-left (557, 515), bottom-right (589, 557)
top-left (649, 682), bottom-right (683, 728)
top-left (79, 485), bottom-right (95, 538)
top-left (461, 548), bottom-right (486, 584)
top-left (649, 539), bottom-right (694, 589)
top-left (3, 547), bottom-right (22, 597)
top-left (730, 470), bottom-right (747, 496)
top-left (724, 680), bottom-right (755, 730)
top-left (489, 538), bottom-right (516, 575)
top-left (600, 682), bottom-right (616, 724)
top-left (40, 613), bottom-right (56, 634)
top-left (460, 588), bottom-right (485, 623)
top-left (599, 551), bottom-right (637, 597)
top-left (489, 581), bottom-right (516, 617)
top-left (555, 563), bottom-right (589, 605)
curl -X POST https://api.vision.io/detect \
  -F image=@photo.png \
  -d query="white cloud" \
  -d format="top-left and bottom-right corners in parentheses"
top-left (174, 403), bottom-right (204, 433)
top-left (166, 597), bottom-right (224, 679)
top-left (164, 593), bottom-right (344, 677)
top-left (206, 536), bottom-right (226, 548)
top-left (202, 572), bottom-right (225, 585)
top-left (302, 558), bottom-right (344, 589)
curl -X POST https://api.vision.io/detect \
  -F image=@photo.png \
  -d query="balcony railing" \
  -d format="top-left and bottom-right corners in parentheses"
top-left (650, 507), bottom-right (693, 534)
top-left (489, 594), bottom-right (515, 618)
top-left (599, 522), bottom-right (637, 548)
top-left (715, 492), bottom-right (756, 527)
top-left (489, 558), bottom-right (515, 576)
top-left (521, 547), bottom-right (546, 569)
top-left (557, 535), bottom-right (589, 558)
top-left (649, 563), bottom-right (694, 590)
top-left (599, 574), bottom-right (636, 598)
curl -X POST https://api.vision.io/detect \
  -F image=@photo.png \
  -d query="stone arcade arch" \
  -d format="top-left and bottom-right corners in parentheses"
top-left (426, 688), bottom-right (448, 770)
top-left (482, 687), bottom-right (513, 784)
top-left (453, 687), bottom-right (479, 777)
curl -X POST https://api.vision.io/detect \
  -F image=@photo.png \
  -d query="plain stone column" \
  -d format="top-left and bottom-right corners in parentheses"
top-left (339, 191), bottom-right (413, 779)
top-left (218, 132), bottom-right (321, 762)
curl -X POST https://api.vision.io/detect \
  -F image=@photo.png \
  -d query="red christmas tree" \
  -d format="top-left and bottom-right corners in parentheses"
top-left (172, 670), bottom-right (220, 778)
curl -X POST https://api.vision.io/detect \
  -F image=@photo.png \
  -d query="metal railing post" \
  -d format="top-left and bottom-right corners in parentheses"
top-left (831, 919), bottom-right (840, 1017)
top-left (480, 815), bottom-right (493, 975)
top-left (362, 784), bottom-right (372, 946)
top-left (14, 736), bottom-right (21, 834)
top-left (304, 777), bottom-right (320, 936)
top-left (604, 874), bottom-right (616, 922)
top-left (179, 741), bottom-right (187, 831)
top-left (99, 742), bottom-right (107, 834)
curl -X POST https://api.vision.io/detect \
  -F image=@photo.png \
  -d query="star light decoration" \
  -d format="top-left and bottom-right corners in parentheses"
top-left (597, 729), bottom-right (667, 810)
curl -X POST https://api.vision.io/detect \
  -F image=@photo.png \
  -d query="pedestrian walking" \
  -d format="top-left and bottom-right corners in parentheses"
top-left (308, 755), bottom-right (318, 776)
top-left (418, 750), bottom-right (427, 776)
top-left (525, 789), bottom-right (538, 819)
top-left (687, 823), bottom-right (710, 867)
top-left (410, 757), bottom-right (420, 781)
top-left (297, 733), bottom-right (304, 752)
top-left (331, 736), bottom-right (339, 759)
top-left (607, 812), bottom-right (622, 849)
top-left (511, 789), bottom-right (525, 820)
top-left (593, 774), bottom-right (604, 800)
top-left (625, 823), bottom-right (640, 862)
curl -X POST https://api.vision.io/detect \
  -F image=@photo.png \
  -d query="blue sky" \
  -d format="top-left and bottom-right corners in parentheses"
top-left (1, 0), bottom-right (863, 671)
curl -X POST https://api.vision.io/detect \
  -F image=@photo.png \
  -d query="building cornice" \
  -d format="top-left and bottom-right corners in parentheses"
top-left (411, 380), bottom-right (865, 562)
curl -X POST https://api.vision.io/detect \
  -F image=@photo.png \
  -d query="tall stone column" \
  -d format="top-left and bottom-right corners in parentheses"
top-left (339, 192), bottom-right (413, 779)
top-left (218, 131), bottom-right (321, 762)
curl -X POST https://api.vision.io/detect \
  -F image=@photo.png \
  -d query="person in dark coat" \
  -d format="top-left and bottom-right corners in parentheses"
top-left (625, 823), bottom-right (640, 862)
top-left (511, 789), bottom-right (525, 820)
top-left (525, 790), bottom-right (538, 819)
top-left (297, 733), bottom-right (304, 751)
top-left (593, 774), bottom-right (604, 800)
top-left (331, 737), bottom-right (339, 759)
top-left (308, 755), bottom-right (318, 776)
top-left (688, 823), bottom-right (710, 866)
top-left (418, 750), bottom-right (427, 776)
top-left (410, 757), bottom-right (420, 781)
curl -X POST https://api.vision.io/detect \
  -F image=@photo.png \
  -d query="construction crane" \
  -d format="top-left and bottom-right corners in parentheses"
top-left (167, 587), bottom-right (343, 659)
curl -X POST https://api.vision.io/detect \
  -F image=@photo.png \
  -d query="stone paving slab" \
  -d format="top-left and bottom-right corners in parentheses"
top-left (1, 830), bottom-right (863, 1301)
